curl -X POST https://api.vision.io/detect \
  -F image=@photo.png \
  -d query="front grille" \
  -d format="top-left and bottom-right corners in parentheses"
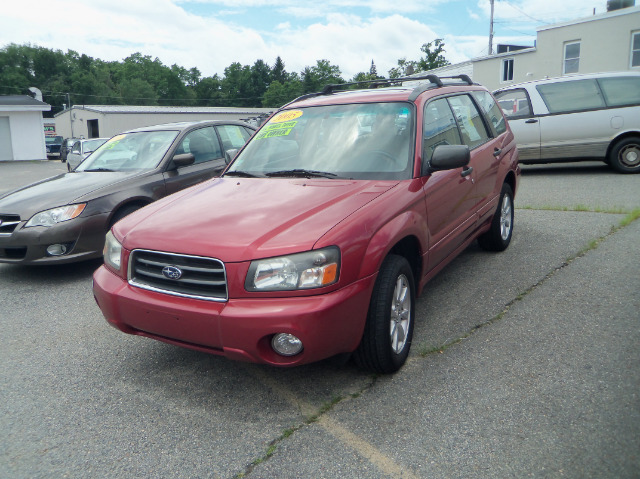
top-left (0, 214), bottom-right (21, 235)
top-left (0, 247), bottom-right (27, 259)
top-left (129, 249), bottom-right (227, 301)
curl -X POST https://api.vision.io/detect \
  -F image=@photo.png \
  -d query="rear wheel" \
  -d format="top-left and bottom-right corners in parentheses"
top-left (608, 137), bottom-right (640, 174)
top-left (478, 183), bottom-right (514, 252)
top-left (354, 255), bottom-right (415, 374)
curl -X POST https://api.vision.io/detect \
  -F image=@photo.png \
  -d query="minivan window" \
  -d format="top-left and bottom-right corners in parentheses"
top-left (494, 89), bottom-right (531, 119)
top-left (597, 76), bottom-right (640, 107)
top-left (536, 79), bottom-right (605, 114)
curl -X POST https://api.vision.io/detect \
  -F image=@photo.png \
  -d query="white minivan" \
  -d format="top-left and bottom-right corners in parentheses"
top-left (494, 72), bottom-right (640, 173)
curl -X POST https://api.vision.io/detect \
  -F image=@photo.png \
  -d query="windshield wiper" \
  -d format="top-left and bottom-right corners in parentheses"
top-left (265, 169), bottom-right (338, 179)
top-left (224, 170), bottom-right (262, 178)
top-left (83, 167), bottom-right (116, 172)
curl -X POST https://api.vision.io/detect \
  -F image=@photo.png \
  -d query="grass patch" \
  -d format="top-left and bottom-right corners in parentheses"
top-left (233, 378), bottom-right (377, 478)
top-left (419, 207), bottom-right (640, 358)
top-left (518, 204), bottom-right (630, 214)
top-left (620, 208), bottom-right (640, 227)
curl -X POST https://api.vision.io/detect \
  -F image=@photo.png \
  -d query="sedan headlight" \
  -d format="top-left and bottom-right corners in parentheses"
top-left (246, 247), bottom-right (340, 292)
top-left (25, 204), bottom-right (86, 227)
top-left (103, 230), bottom-right (123, 271)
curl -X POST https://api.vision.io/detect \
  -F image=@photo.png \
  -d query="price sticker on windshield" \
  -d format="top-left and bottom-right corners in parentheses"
top-left (269, 110), bottom-right (303, 123)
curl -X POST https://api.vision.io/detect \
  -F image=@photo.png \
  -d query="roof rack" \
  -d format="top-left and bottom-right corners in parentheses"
top-left (280, 73), bottom-right (476, 109)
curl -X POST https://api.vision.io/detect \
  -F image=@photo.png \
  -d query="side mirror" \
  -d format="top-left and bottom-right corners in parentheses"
top-left (224, 149), bottom-right (239, 165)
top-left (172, 152), bottom-right (195, 169)
top-left (425, 144), bottom-right (470, 174)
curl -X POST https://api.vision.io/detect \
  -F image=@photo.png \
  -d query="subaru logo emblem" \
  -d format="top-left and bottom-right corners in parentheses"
top-left (162, 265), bottom-right (183, 280)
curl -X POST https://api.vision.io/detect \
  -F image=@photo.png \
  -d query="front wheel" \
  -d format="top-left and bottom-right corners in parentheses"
top-left (478, 183), bottom-right (514, 252)
top-left (608, 137), bottom-right (640, 174)
top-left (354, 255), bottom-right (415, 374)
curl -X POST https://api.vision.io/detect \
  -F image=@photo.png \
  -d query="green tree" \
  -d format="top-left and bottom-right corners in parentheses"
top-left (262, 79), bottom-right (303, 107)
top-left (301, 59), bottom-right (344, 93)
top-left (194, 75), bottom-right (223, 106)
top-left (389, 39), bottom-right (450, 78)
top-left (119, 78), bottom-right (157, 105)
top-left (270, 56), bottom-right (288, 84)
top-left (416, 39), bottom-right (450, 71)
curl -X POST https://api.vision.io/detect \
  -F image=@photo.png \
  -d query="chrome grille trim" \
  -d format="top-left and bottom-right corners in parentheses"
top-left (128, 249), bottom-right (228, 302)
top-left (0, 214), bottom-right (21, 235)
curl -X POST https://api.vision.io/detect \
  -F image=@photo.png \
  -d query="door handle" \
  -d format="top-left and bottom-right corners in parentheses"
top-left (525, 118), bottom-right (538, 124)
top-left (493, 148), bottom-right (502, 157)
top-left (461, 166), bottom-right (473, 177)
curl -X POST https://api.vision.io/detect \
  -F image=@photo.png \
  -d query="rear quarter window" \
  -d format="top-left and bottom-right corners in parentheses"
top-left (536, 79), bottom-right (605, 113)
top-left (597, 76), bottom-right (640, 107)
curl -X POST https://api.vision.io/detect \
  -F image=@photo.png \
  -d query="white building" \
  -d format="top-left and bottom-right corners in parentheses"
top-left (54, 105), bottom-right (273, 140)
top-left (417, 4), bottom-right (640, 92)
top-left (0, 95), bottom-right (51, 161)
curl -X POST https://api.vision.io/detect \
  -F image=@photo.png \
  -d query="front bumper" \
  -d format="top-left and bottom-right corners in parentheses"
top-left (93, 265), bottom-right (376, 367)
top-left (0, 213), bottom-right (109, 264)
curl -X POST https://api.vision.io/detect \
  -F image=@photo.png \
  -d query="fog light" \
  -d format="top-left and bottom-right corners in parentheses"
top-left (271, 333), bottom-right (303, 356)
top-left (46, 244), bottom-right (68, 256)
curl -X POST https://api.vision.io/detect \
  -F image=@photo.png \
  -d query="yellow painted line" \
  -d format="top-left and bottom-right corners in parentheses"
top-left (247, 366), bottom-right (419, 479)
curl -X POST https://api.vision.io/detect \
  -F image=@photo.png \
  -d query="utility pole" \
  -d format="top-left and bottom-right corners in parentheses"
top-left (67, 93), bottom-right (74, 138)
top-left (489, 0), bottom-right (495, 55)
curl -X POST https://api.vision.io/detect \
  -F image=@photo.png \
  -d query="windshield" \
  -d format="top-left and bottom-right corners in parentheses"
top-left (45, 136), bottom-right (63, 144)
top-left (83, 138), bottom-right (107, 153)
top-left (76, 130), bottom-right (178, 172)
top-left (226, 102), bottom-right (414, 180)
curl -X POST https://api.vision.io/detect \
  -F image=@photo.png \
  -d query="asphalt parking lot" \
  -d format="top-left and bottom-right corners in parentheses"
top-left (1, 159), bottom-right (639, 478)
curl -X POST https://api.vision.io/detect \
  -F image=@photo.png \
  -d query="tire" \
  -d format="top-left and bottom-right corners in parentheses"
top-left (478, 183), bottom-right (514, 252)
top-left (608, 137), bottom-right (640, 174)
top-left (354, 255), bottom-right (415, 374)
top-left (109, 204), bottom-right (142, 229)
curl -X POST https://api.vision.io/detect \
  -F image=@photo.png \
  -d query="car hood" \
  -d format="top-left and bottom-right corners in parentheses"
top-left (117, 177), bottom-right (398, 262)
top-left (0, 171), bottom-right (140, 217)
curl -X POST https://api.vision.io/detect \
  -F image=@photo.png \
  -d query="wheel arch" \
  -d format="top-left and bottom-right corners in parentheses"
top-left (107, 199), bottom-right (153, 228)
top-left (357, 211), bottom-right (425, 289)
top-left (605, 131), bottom-right (640, 162)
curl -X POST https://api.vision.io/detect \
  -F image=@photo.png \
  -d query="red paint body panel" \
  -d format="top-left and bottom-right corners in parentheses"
top-left (94, 264), bottom-right (376, 366)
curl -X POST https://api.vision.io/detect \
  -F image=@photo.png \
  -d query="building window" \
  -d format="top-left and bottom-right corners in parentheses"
top-left (502, 59), bottom-right (514, 82)
top-left (632, 32), bottom-right (640, 68)
top-left (563, 41), bottom-right (580, 74)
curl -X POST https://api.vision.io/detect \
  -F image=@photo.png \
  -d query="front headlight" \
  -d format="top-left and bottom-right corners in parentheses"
top-left (246, 247), bottom-right (340, 292)
top-left (103, 230), bottom-right (123, 271)
top-left (25, 204), bottom-right (86, 227)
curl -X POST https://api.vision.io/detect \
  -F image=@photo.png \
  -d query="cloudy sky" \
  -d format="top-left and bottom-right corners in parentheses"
top-left (1, 0), bottom-right (605, 79)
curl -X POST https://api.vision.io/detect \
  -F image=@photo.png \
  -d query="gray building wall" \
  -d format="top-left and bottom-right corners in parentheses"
top-left (54, 106), bottom-right (273, 140)
top-left (472, 6), bottom-right (640, 91)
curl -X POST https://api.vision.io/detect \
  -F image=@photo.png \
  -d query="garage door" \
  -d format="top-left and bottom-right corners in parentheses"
top-left (0, 117), bottom-right (13, 161)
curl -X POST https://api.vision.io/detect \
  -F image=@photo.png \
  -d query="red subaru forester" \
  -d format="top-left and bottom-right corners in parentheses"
top-left (93, 75), bottom-right (520, 373)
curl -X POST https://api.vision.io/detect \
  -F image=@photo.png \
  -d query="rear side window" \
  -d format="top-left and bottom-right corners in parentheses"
top-left (447, 95), bottom-right (491, 149)
top-left (423, 98), bottom-right (462, 163)
top-left (470, 90), bottom-right (507, 135)
top-left (216, 124), bottom-right (251, 151)
top-left (179, 127), bottom-right (223, 164)
top-left (597, 76), bottom-right (640, 107)
top-left (536, 79), bottom-right (605, 113)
